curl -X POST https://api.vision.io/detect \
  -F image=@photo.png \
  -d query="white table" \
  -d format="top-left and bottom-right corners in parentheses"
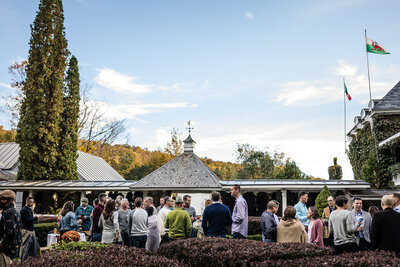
top-left (47, 232), bottom-right (86, 247)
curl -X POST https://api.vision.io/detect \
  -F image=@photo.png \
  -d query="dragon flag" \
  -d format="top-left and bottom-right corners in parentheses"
top-left (366, 37), bottom-right (390, 54)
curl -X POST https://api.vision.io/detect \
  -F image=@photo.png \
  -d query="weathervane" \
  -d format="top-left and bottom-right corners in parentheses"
top-left (186, 120), bottom-right (194, 135)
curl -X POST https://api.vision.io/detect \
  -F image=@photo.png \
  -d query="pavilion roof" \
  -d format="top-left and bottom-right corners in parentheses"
top-left (130, 152), bottom-right (221, 191)
top-left (0, 143), bottom-right (125, 182)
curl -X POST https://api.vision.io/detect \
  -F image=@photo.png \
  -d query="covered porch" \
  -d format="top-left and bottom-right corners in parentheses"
top-left (0, 180), bottom-right (136, 212)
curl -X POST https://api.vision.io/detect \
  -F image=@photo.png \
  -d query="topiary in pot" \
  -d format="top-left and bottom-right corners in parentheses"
top-left (328, 157), bottom-right (342, 180)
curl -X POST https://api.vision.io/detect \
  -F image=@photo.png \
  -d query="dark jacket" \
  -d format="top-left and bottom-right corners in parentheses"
top-left (92, 203), bottom-right (104, 234)
top-left (20, 206), bottom-right (37, 231)
top-left (202, 203), bottom-right (232, 236)
top-left (371, 208), bottom-right (400, 253)
top-left (260, 210), bottom-right (278, 241)
top-left (0, 206), bottom-right (21, 259)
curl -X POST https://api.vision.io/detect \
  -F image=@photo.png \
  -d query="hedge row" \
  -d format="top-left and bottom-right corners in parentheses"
top-left (34, 222), bottom-right (57, 247)
top-left (38, 216), bottom-right (58, 223)
top-left (158, 237), bottom-right (332, 267)
top-left (256, 250), bottom-right (400, 267)
top-left (227, 216), bottom-right (261, 236)
top-left (226, 234), bottom-right (262, 241)
top-left (53, 241), bottom-right (108, 251)
top-left (13, 244), bottom-right (182, 267)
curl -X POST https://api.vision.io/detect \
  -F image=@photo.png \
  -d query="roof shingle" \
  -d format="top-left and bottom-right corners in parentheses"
top-left (373, 81), bottom-right (400, 110)
top-left (131, 152), bottom-right (221, 190)
top-left (0, 143), bottom-right (124, 182)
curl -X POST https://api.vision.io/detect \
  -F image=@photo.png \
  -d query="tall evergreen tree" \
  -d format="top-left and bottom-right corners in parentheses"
top-left (315, 185), bottom-right (333, 217)
top-left (58, 56), bottom-right (80, 180)
top-left (16, 0), bottom-right (69, 180)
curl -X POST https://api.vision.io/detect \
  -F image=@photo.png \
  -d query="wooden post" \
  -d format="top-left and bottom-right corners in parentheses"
top-left (80, 191), bottom-right (86, 203)
top-left (15, 191), bottom-right (23, 211)
top-left (281, 189), bottom-right (287, 217)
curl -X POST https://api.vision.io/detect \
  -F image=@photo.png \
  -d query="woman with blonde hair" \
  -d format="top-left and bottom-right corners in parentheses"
top-left (277, 206), bottom-right (307, 243)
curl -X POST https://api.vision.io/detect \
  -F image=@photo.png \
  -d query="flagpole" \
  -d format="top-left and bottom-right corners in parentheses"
top-left (365, 29), bottom-right (372, 101)
top-left (343, 77), bottom-right (347, 154)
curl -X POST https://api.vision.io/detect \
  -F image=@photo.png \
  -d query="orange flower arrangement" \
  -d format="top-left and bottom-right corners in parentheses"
top-left (60, 231), bottom-right (81, 243)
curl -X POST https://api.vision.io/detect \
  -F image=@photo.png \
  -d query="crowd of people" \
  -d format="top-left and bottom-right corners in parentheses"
top-left (0, 186), bottom-right (399, 265)
top-left (260, 191), bottom-right (400, 255)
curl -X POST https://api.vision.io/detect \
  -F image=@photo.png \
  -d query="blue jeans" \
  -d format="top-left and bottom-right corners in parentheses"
top-left (130, 235), bottom-right (147, 248)
top-left (232, 232), bottom-right (246, 239)
top-left (190, 228), bottom-right (197, 238)
top-left (92, 232), bottom-right (102, 242)
top-left (264, 239), bottom-right (276, 243)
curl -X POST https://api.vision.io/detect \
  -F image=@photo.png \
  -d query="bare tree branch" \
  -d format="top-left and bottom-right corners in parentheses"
top-left (2, 61), bottom-right (126, 152)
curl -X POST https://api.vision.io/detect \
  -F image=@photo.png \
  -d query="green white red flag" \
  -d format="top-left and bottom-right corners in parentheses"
top-left (366, 37), bottom-right (390, 54)
top-left (344, 82), bottom-right (351, 101)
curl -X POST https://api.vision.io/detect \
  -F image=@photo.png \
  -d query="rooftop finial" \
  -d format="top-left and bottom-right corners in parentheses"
top-left (186, 120), bottom-right (194, 136)
top-left (183, 120), bottom-right (196, 153)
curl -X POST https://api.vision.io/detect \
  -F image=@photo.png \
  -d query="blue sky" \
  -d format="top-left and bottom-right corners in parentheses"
top-left (1, 0), bottom-right (400, 179)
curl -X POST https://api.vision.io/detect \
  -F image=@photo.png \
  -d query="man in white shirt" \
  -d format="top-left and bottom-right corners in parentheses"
top-left (157, 196), bottom-right (173, 243)
top-left (391, 193), bottom-right (400, 213)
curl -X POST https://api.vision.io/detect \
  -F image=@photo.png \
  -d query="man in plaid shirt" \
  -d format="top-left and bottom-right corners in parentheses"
top-left (75, 198), bottom-right (93, 231)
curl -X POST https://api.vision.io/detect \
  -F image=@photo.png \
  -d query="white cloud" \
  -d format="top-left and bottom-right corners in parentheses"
top-left (138, 122), bottom-right (352, 179)
top-left (91, 101), bottom-right (198, 120)
top-left (275, 60), bottom-right (400, 106)
top-left (0, 82), bottom-right (12, 89)
top-left (196, 124), bottom-right (351, 179)
top-left (158, 82), bottom-right (195, 92)
top-left (94, 68), bottom-right (152, 94)
top-left (244, 11), bottom-right (254, 20)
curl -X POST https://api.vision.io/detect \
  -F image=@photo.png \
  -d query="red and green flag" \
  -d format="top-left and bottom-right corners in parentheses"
top-left (344, 82), bottom-right (351, 101)
top-left (366, 37), bottom-right (390, 54)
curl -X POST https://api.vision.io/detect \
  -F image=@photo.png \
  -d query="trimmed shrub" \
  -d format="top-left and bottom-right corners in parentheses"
top-left (328, 157), bottom-right (343, 180)
top-left (13, 244), bottom-right (182, 267)
top-left (256, 250), bottom-right (400, 267)
top-left (158, 237), bottom-right (332, 267)
top-left (34, 222), bottom-right (57, 247)
top-left (37, 215), bottom-right (58, 223)
top-left (314, 185), bottom-right (332, 216)
top-left (53, 241), bottom-right (108, 251)
top-left (227, 216), bottom-right (261, 235)
top-left (248, 217), bottom-right (261, 235)
top-left (227, 234), bottom-right (262, 241)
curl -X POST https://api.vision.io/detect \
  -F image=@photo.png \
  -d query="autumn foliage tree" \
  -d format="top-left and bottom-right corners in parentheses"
top-left (234, 143), bottom-right (308, 179)
top-left (165, 128), bottom-right (183, 156)
top-left (0, 126), bottom-right (16, 143)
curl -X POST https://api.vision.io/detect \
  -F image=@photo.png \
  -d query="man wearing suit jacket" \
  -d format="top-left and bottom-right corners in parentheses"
top-left (371, 195), bottom-right (400, 254)
top-left (202, 192), bottom-right (232, 238)
top-left (352, 197), bottom-right (372, 251)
